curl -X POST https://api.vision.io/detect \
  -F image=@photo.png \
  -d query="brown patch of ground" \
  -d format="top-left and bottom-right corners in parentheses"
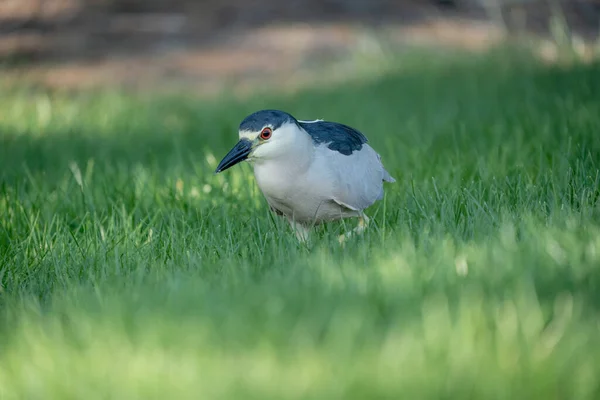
top-left (1, 1), bottom-right (598, 93)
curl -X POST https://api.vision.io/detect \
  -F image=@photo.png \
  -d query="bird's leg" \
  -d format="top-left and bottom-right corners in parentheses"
top-left (354, 214), bottom-right (370, 235)
top-left (294, 224), bottom-right (311, 243)
top-left (338, 213), bottom-right (370, 244)
top-left (286, 217), bottom-right (311, 244)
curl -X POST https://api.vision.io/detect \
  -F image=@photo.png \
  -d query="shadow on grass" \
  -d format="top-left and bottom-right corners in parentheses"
top-left (1, 55), bottom-right (599, 186)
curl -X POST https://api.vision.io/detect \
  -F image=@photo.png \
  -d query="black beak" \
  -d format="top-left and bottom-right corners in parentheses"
top-left (215, 139), bottom-right (253, 173)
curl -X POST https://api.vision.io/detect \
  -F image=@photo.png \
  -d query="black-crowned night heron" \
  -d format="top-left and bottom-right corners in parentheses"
top-left (215, 109), bottom-right (395, 241)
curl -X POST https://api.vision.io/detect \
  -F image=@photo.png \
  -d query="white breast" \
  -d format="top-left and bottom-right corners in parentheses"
top-left (253, 157), bottom-right (355, 224)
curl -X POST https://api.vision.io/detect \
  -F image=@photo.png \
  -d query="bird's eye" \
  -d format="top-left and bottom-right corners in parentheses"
top-left (260, 127), bottom-right (272, 140)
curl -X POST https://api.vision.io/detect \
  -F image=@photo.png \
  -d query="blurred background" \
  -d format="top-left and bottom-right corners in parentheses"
top-left (1, 0), bottom-right (599, 94)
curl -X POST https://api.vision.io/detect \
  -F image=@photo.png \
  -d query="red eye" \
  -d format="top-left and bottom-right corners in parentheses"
top-left (260, 127), bottom-right (272, 140)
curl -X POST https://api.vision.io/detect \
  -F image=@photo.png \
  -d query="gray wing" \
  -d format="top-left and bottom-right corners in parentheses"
top-left (316, 143), bottom-right (395, 212)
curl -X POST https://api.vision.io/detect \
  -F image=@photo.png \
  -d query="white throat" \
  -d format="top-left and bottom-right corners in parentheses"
top-left (252, 125), bottom-right (315, 201)
top-left (252, 124), bottom-right (314, 171)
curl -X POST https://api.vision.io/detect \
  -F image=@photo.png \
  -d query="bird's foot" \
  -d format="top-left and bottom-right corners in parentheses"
top-left (287, 219), bottom-right (311, 244)
top-left (338, 214), bottom-right (370, 245)
top-left (295, 226), bottom-right (311, 244)
top-left (354, 214), bottom-right (370, 234)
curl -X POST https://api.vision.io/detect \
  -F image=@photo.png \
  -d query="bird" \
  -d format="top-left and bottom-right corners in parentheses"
top-left (215, 109), bottom-right (395, 242)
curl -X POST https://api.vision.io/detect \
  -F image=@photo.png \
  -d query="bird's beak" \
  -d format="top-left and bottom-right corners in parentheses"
top-left (215, 138), bottom-right (254, 173)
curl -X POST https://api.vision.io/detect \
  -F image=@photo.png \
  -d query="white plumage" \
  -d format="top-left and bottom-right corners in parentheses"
top-left (215, 110), bottom-right (395, 240)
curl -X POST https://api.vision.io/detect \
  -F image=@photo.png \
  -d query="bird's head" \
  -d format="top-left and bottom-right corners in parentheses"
top-left (215, 110), bottom-right (305, 173)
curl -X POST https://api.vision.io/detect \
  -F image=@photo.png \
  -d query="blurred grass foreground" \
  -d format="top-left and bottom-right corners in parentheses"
top-left (1, 1), bottom-right (600, 399)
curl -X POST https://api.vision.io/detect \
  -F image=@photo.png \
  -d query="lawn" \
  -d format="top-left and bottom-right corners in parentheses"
top-left (0, 49), bottom-right (599, 399)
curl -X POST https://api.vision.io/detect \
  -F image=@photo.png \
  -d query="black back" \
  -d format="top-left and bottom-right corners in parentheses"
top-left (299, 120), bottom-right (368, 156)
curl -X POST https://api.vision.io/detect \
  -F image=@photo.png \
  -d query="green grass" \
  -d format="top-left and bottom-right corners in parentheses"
top-left (1, 49), bottom-right (600, 399)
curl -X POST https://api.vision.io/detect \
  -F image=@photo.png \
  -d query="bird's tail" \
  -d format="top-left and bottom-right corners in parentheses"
top-left (376, 152), bottom-right (396, 183)
top-left (383, 168), bottom-right (396, 183)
